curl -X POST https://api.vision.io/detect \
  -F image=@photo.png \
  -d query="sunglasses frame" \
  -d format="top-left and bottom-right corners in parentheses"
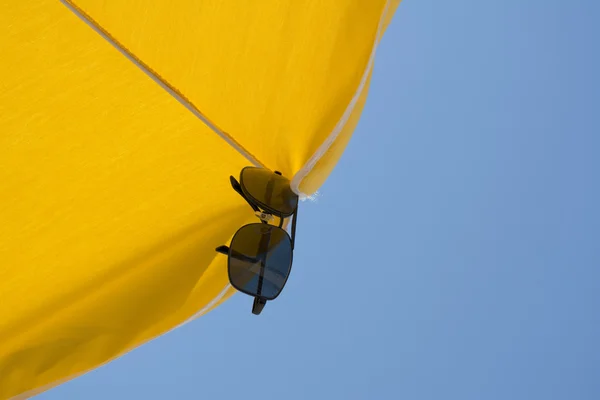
top-left (216, 167), bottom-right (299, 315)
top-left (226, 222), bottom-right (293, 301)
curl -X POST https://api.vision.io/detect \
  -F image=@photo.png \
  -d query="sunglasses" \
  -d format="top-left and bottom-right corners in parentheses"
top-left (216, 167), bottom-right (299, 315)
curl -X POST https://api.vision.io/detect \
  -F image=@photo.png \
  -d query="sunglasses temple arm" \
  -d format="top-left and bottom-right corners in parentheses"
top-left (290, 207), bottom-right (298, 250)
top-left (255, 231), bottom-right (270, 297)
top-left (252, 297), bottom-right (266, 315)
top-left (251, 228), bottom-right (272, 315)
top-left (215, 245), bottom-right (260, 264)
top-left (230, 176), bottom-right (260, 213)
top-left (265, 175), bottom-right (275, 205)
top-left (215, 245), bottom-right (229, 255)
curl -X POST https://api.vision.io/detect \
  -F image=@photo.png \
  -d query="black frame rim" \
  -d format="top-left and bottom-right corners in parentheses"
top-left (226, 222), bottom-right (294, 301)
top-left (239, 166), bottom-right (299, 218)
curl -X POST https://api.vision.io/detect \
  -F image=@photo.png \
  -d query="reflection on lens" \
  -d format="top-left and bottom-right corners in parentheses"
top-left (241, 167), bottom-right (298, 216)
top-left (228, 223), bottom-right (293, 300)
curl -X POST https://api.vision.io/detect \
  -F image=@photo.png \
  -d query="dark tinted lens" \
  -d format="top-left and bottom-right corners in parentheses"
top-left (241, 167), bottom-right (298, 216)
top-left (228, 223), bottom-right (293, 300)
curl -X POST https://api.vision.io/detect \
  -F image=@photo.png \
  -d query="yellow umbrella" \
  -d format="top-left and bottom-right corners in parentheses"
top-left (0, 0), bottom-right (400, 397)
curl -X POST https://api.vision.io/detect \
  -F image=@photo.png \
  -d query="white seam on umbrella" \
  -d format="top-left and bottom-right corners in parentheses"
top-left (180, 284), bottom-right (232, 324)
top-left (290, 0), bottom-right (391, 198)
top-left (19, 2), bottom-right (386, 395)
top-left (9, 284), bottom-right (233, 400)
top-left (12, 6), bottom-right (245, 398)
top-left (58, 0), bottom-right (239, 341)
top-left (60, 0), bottom-right (261, 168)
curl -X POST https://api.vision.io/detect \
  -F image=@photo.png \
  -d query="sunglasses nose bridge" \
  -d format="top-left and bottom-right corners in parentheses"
top-left (254, 211), bottom-right (274, 223)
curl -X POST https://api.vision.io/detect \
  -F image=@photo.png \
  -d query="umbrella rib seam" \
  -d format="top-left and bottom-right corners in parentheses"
top-left (60, 0), bottom-right (266, 169)
top-left (8, 284), bottom-right (234, 399)
top-left (290, 0), bottom-right (391, 198)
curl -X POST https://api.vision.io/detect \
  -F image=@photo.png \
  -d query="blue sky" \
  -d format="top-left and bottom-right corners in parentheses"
top-left (40, 1), bottom-right (599, 399)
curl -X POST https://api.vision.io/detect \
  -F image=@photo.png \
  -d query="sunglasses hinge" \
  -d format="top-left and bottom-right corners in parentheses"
top-left (254, 211), bottom-right (274, 223)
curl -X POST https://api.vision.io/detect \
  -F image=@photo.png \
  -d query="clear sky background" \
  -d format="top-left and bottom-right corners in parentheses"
top-left (39, 1), bottom-right (599, 399)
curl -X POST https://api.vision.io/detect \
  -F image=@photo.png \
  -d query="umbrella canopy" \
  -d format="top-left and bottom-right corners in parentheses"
top-left (0, 0), bottom-right (400, 397)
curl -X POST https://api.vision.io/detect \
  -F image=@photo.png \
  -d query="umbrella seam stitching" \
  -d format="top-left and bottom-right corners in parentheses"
top-left (290, 0), bottom-right (391, 198)
top-left (8, 284), bottom-right (234, 399)
top-left (60, 0), bottom-right (266, 169)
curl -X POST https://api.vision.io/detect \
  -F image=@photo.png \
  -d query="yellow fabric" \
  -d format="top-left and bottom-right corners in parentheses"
top-left (294, 0), bottom-right (402, 195)
top-left (0, 0), bottom-right (399, 397)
